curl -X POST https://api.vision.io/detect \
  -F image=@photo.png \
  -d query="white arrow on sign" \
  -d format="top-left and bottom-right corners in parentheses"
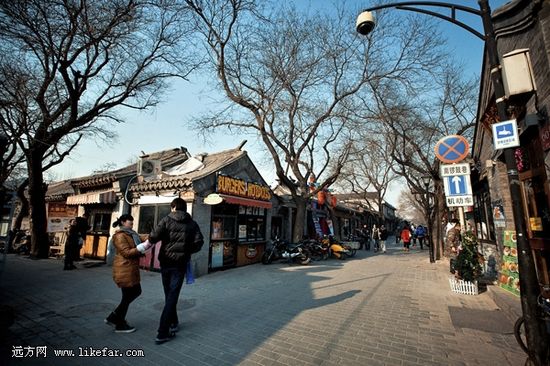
top-left (452, 176), bottom-right (461, 193)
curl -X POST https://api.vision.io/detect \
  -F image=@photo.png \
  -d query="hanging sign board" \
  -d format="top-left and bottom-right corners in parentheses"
top-left (434, 135), bottom-right (470, 163)
top-left (492, 119), bottom-right (520, 149)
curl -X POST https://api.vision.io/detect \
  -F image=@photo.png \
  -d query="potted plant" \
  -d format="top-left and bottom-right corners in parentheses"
top-left (449, 231), bottom-right (484, 295)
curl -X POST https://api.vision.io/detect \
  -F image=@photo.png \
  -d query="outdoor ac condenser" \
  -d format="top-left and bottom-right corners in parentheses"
top-left (137, 158), bottom-right (161, 176)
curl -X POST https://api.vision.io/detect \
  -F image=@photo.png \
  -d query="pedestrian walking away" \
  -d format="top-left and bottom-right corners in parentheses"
top-left (359, 224), bottom-right (370, 250)
top-left (372, 224), bottom-right (380, 252)
top-left (415, 225), bottom-right (426, 250)
top-left (149, 198), bottom-right (204, 345)
top-left (105, 214), bottom-right (149, 334)
top-left (63, 219), bottom-right (79, 270)
top-left (379, 225), bottom-right (388, 253)
top-left (401, 224), bottom-right (412, 252)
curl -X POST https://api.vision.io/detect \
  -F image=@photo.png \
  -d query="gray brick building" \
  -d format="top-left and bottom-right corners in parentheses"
top-left (472, 0), bottom-right (550, 297)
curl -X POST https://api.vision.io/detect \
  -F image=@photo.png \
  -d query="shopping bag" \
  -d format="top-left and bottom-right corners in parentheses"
top-left (186, 261), bottom-right (195, 284)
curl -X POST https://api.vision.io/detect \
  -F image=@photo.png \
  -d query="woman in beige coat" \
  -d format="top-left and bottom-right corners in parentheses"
top-left (105, 214), bottom-right (147, 333)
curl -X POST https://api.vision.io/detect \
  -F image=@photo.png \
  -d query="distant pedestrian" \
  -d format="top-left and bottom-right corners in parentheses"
top-left (410, 223), bottom-right (417, 247)
top-left (74, 213), bottom-right (90, 261)
top-left (63, 219), bottom-right (79, 270)
top-left (149, 198), bottom-right (204, 345)
top-left (379, 225), bottom-right (388, 253)
top-left (372, 224), bottom-right (380, 252)
top-left (105, 214), bottom-right (148, 334)
top-left (415, 225), bottom-right (426, 250)
top-left (401, 225), bottom-right (412, 252)
top-left (446, 221), bottom-right (461, 273)
top-left (359, 225), bottom-right (370, 250)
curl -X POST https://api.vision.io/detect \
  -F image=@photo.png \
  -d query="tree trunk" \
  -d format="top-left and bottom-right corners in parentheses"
top-left (27, 153), bottom-right (49, 259)
top-left (292, 196), bottom-right (307, 243)
top-left (13, 179), bottom-right (29, 231)
top-left (327, 206), bottom-right (341, 240)
top-left (435, 181), bottom-right (446, 260)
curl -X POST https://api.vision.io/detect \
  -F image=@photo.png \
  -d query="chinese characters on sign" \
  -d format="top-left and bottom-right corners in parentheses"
top-left (441, 163), bottom-right (473, 207)
top-left (440, 163), bottom-right (470, 176)
top-left (446, 196), bottom-right (474, 207)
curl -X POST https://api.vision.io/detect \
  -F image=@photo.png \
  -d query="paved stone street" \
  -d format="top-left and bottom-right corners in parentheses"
top-left (0, 240), bottom-right (525, 366)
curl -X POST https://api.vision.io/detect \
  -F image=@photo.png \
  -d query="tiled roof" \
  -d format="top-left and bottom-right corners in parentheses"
top-left (45, 180), bottom-right (74, 202)
top-left (71, 147), bottom-right (190, 189)
top-left (129, 147), bottom-right (246, 193)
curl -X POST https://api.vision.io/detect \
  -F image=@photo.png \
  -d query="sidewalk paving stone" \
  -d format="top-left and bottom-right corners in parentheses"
top-left (0, 240), bottom-right (526, 365)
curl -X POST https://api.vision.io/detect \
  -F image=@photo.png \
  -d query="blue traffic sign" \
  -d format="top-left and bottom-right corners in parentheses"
top-left (492, 119), bottom-right (519, 149)
top-left (447, 176), bottom-right (469, 196)
top-left (434, 135), bottom-right (470, 163)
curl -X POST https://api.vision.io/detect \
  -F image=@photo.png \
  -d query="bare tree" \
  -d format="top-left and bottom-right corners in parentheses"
top-left (367, 65), bottom-right (478, 258)
top-left (186, 0), bottom-right (446, 241)
top-left (396, 188), bottom-right (424, 224)
top-left (0, 131), bottom-right (25, 209)
top-left (338, 132), bottom-right (399, 224)
top-left (0, 0), bottom-right (199, 258)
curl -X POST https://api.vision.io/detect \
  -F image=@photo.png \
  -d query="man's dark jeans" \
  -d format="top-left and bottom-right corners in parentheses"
top-left (158, 266), bottom-right (186, 337)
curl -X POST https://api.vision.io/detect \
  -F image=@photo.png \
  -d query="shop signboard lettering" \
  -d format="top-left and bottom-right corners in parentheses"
top-left (216, 175), bottom-right (271, 201)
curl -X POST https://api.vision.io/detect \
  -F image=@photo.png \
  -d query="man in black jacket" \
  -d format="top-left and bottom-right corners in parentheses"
top-left (149, 198), bottom-right (204, 344)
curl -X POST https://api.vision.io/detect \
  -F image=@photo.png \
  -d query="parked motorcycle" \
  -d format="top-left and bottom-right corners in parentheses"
top-left (301, 239), bottom-right (329, 261)
top-left (322, 235), bottom-right (354, 260)
top-left (262, 238), bottom-right (311, 265)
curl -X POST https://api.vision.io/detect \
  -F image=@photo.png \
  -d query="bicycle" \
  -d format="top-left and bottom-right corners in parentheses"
top-left (514, 294), bottom-right (550, 361)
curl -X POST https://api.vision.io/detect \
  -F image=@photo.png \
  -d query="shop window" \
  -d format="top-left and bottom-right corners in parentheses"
top-left (522, 175), bottom-right (550, 237)
top-left (92, 213), bottom-right (111, 234)
top-left (137, 204), bottom-right (171, 234)
top-left (211, 216), bottom-right (236, 240)
top-left (472, 185), bottom-right (496, 242)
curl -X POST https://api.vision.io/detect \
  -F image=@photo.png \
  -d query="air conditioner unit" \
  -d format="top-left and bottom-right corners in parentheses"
top-left (137, 158), bottom-right (161, 176)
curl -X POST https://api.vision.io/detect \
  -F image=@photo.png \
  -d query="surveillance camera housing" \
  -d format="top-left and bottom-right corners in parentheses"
top-left (356, 11), bottom-right (375, 35)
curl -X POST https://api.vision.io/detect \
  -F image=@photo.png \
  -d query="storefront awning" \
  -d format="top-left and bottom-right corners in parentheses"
top-left (219, 194), bottom-right (272, 209)
top-left (66, 190), bottom-right (117, 205)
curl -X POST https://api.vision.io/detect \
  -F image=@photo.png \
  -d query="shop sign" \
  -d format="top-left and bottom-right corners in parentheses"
top-left (217, 175), bottom-right (271, 201)
top-left (211, 242), bottom-right (224, 268)
top-left (245, 245), bottom-right (258, 259)
top-left (541, 122), bottom-right (550, 151)
top-left (530, 217), bottom-right (543, 231)
top-left (499, 230), bottom-right (519, 296)
top-left (492, 201), bottom-right (506, 228)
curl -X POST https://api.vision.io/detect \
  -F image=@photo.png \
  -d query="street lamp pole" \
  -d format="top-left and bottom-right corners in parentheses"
top-left (356, 1), bottom-right (549, 364)
top-left (422, 176), bottom-right (435, 263)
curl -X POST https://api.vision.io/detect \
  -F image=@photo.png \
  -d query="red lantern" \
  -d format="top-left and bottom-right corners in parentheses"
top-left (330, 195), bottom-right (337, 207)
top-left (317, 191), bottom-right (326, 205)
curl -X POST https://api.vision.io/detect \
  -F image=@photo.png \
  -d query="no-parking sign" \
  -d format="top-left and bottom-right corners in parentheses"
top-left (434, 135), bottom-right (470, 163)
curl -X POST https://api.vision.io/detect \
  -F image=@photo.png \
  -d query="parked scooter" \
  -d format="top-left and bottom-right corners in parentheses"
top-left (301, 238), bottom-right (329, 261)
top-left (262, 238), bottom-right (311, 265)
top-left (322, 235), bottom-right (353, 260)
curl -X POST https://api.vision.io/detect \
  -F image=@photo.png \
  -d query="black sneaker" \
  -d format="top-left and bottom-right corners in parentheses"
top-left (115, 322), bottom-right (136, 333)
top-left (169, 323), bottom-right (179, 333)
top-left (104, 312), bottom-right (118, 327)
top-left (155, 332), bottom-right (175, 344)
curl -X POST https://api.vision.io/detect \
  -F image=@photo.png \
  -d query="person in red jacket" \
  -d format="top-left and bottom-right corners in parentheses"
top-left (401, 225), bottom-right (412, 252)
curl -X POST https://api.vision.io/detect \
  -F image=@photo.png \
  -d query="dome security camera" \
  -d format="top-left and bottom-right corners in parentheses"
top-left (356, 11), bottom-right (376, 35)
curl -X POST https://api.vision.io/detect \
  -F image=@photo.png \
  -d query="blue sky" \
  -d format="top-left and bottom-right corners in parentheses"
top-left (48, 0), bottom-right (512, 206)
